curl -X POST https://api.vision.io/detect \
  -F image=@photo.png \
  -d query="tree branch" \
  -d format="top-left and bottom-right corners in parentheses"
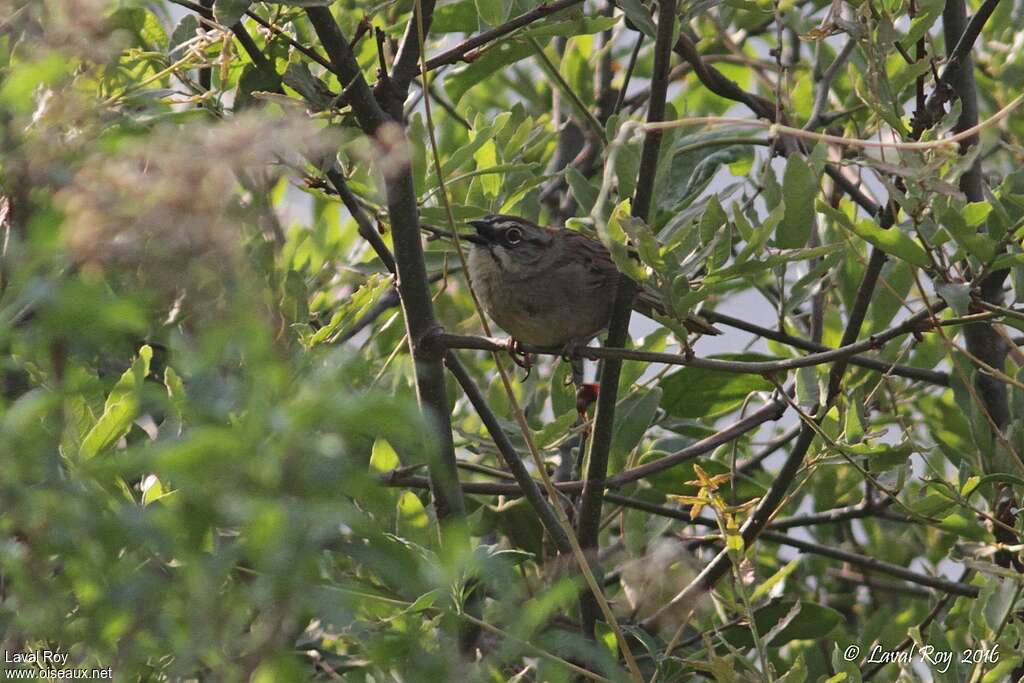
top-left (306, 7), bottom-right (464, 523)
top-left (757, 531), bottom-right (978, 597)
top-left (437, 306), bottom-right (943, 377)
top-left (306, 8), bottom-right (388, 134)
top-left (702, 311), bottom-right (949, 386)
top-left (390, 0), bottom-right (436, 95)
top-left (825, 248), bottom-right (888, 402)
top-left (672, 29), bottom-right (880, 216)
top-left (603, 495), bottom-right (971, 594)
top-left (576, 0), bottom-right (676, 636)
top-left (938, 0), bottom-right (1003, 93)
top-left (444, 352), bottom-right (572, 553)
top-left (325, 168), bottom-right (397, 274)
top-left (383, 396), bottom-right (786, 496)
top-left (941, 0), bottom-right (1010, 433)
top-left (423, 0), bottom-right (584, 72)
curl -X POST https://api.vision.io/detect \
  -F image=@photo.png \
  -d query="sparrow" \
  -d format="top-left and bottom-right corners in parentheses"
top-left (463, 214), bottom-right (720, 350)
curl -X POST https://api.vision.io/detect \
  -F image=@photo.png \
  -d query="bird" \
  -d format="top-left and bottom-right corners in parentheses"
top-left (463, 214), bottom-right (720, 351)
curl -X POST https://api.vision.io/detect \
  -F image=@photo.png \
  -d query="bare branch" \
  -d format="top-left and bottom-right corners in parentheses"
top-left (445, 352), bottom-right (572, 553)
top-left (306, 7), bottom-right (464, 522)
top-left (703, 311), bottom-right (949, 386)
top-left (576, 0), bottom-right (677, 636)
top-left (423, 0), bottom-right (584, 72)
top-left (437, 306), bottom-right (945, 377)
top-left (390, 0), bottom-right (436, 95)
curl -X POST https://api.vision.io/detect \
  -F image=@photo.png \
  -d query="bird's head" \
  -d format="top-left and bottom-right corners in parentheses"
top-left (465, 214), bottom-right (555, 271)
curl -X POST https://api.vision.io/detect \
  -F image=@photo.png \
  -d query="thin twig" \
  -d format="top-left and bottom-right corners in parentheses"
top-left (804, 38), bottom-right (856, 130)
top-left (702, 310), bottom-right (949, 385)
top-left (423, 0), bottom-right (584, 71)
top-left (436, 306), bottom-right (942, 376)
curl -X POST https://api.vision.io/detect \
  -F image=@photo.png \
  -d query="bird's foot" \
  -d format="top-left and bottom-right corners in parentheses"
top-left (680, 336), bottom-right (695, 361)
top-left (506, 338), bottom-right (534, 378)
top-left (559, 338), bottom-right (589, 362)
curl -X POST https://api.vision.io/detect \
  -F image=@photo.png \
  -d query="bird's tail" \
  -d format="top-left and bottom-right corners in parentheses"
top-left (634, 288), bottom-right (722, 336)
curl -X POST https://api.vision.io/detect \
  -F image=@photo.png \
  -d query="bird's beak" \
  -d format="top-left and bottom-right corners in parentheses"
top-left (466, 219), bottom-right (495, 245)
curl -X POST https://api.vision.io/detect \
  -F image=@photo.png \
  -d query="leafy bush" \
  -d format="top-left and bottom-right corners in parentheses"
top-left (2, 1), bottom-right (1024, 681)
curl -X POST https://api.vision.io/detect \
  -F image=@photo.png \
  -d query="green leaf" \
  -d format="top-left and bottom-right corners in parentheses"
top-left (370, 438), bottom-right (400, 473)
top-left (908, 491), bottom-right (956, 517)
top-left (796, 366), bottom-right (819, 410)
top-left (432, 0), bottom-right (480, 32)
top-left (535, 410), bottom-right (579, 449)
top-left (750, 558), bottom-right (801, 602)
top-left (610, 388), bottom-right (662, 472)
top-left (720, 600), bottom-right (842, 648)
top-left (904, 0), bottom-right (943, 46)
top-left (80, 346), bottom-right (153, 459)
top-left (777, 654), bottom-right (808, 683)
top-left (163, 366), bottom-right (187, 435)
top-left (660, 354), bottom-right (775, 418)
top-left (140, 475), bottom-right (166, 506)
top-left (169, 14), bottom-right (200, 56)
top-left (236, 64), bottom-right (282, 110)
top-left (600, 201), bottom-right (647, 282)
top-left (282, 62), bottom-right (335, 112)
top-left (396, 491), bottom-right (431, 543)
top-left (779, 155), bottom-right (816, 248)
top-left (938, 203), bottom-right (997, 261)
top-left (936, 282), bottom-right (971, 316)
top-left (736, 201), bottom-right (785, 262)
top-left (699, 194), bottom-right (727, 245)
top-left (306, 274), bottom-right (393, 346)
top-left (473, 140), bottom-right (500, 198)
top-left (445, 40), bottom-right (533, 104)
top-left (615, 0), bottom-right (657, 36)
top-left (847, 219), bottom-right (931, 268)
top-left (963, 201), bottom-right (993, 227)
top-left (214, 0), bottom-right (251, 25)
top-left (565, 166), bottom-right (599, 214)
top-left (475, 0), bottom-right (511, 27)
top-left (523, 16), bottom-right (619, 39)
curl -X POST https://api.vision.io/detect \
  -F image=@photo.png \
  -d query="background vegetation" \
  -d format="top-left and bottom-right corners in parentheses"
top-left (2, 0), bottom-right (1024, 680)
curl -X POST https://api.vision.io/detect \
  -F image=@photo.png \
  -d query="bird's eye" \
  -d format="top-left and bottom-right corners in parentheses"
top-left (504, 227), bottom-right (523, 246)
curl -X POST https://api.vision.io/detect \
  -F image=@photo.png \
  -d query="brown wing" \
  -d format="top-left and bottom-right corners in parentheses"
top-left (560, 230), bottom-right (619, 295)
top-left (559, 229), bottom-right (722, 336)
top-left (636, 286), bottom-right (721, 335)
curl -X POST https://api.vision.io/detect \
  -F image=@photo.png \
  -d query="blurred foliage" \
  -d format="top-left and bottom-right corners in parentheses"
top-left (1, 0), bottom-right (1024, 681)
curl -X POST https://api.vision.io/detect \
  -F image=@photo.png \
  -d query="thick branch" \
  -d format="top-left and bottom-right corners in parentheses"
top-left (445, 352), bottom-right (572, 553)
top-left (307, 8), bottom-right (463, 521)
top-left (938, 0), bottom-right (1003, 93)
top-left (390, 0), bottom-right (437, 95)
top-left (941, 0), bottom-right (1010, 433)
top-left (306, 8), bottom-right (388, 134)
top-left (576, 0), bottom-right (676, 636)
